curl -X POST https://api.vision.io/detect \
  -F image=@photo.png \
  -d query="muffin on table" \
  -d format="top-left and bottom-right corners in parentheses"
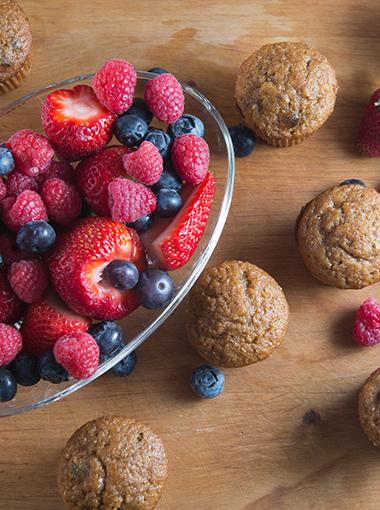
top-left (187, 260), bottom-right (289, 367)
top-left (58, 416), bottom-right (168, 510)
top-left (0, 0), bottom-right (32, 95)
top-left (359, 367), bottom-right (380, 447)
top-left (296, 182), bottom-right (380, 289)
top-left (235, 41), bottom-right (338, 147)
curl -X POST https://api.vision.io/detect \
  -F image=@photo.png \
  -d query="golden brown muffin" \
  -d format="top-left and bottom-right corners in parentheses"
top-left (0, 0), bottom-right (32, 94)
top-left (235, 41), bottom-right (338, 146)
top-left (58, 416), bottom-right (168, 510)
top-left (296, 183), bottom-right (380, 289)
top-left (187, 260), bottom-right (289, 367)
top-left (359, 368), bottom-right (380, 447)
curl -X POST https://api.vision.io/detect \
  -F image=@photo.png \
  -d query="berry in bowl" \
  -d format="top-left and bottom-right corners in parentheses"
top-left (0, 59), bottom-right (234, 416)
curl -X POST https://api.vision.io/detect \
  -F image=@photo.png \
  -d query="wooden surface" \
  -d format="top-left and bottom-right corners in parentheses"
top-left (1, 1), bottom-right (380, 508)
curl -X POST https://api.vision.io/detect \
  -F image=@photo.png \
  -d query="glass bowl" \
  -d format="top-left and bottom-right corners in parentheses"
top-left (0, 71), bottom-right (235, 417)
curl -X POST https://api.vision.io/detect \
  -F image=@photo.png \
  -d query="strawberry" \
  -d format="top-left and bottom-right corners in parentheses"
top-left (358, 89), bottom-right (380, 157)
top-left (75, 146), bottom-right (129, 217)
top-left (41, 85), bottom-right (117, 161)
top-left (48, 217), bottom-right (147, 320)
top-left (0, 271), bottom-right (23, 324)
top-left (142, 172), bottom-right (215, 270)
top-left (21, 292), bottom-right (91, 355)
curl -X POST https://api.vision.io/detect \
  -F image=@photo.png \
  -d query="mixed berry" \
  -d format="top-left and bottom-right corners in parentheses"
top-left (0, 58), bottom-right (216, 401)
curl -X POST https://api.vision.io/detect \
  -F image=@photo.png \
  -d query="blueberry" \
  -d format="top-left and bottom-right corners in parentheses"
top-left (0, 253), bottom-right (4, 270)
top-left (167, 114), bottom-right (205, 139)
top-left (0, 368), bottom-right (17, 402)
top-left (16, 221), bottom-right (56, 254)
top-left (228, 124), bottom-right (256, 158)
top-left (156, 189), bottom-right (183, 218)
top-left (126, 98), bottom-right (153, 124)
top-left (136, 268), bottom-right (175, 309)
top-left (0, 146), bottom-right (15, 176)
top-left (144, 128), bottom-right (172, 159)
top-left (151, 168), bottom-right (183, 194)
top-left (148, 67), bottom-right (169, 75)
top-left (191, 365), bottom-right (224, 399)
top-left (103, 260), bottom-right (139, 290)
top-left (89, 321), bottom-right (123, 356)
top-left (126, 214), bottom-right (153, 234)
top-left (37, 351), bottom-right (69, 384)
top-left (9, 352), bottom-right (41, 386)
top-left (339, 179), bottom-right (366, 186)
top-left (112, 351), bottom-right (137, 377)
top-left (114, 114), bottom-right (148, 148)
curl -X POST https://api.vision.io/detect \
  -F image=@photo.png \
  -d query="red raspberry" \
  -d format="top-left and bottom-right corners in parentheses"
top-left (41, 178), bottom-right (82, 226)
top-left (0, 233), bottom-right (32, 266)
top-left (93, 59), bottom-right (137, 114)
top-left (37, 160), bottom-right (74, 185)
top-left (171, 134), bottom-right (210, 185)
top-left (0, 179), bottom-right (6, 200)
top-left (8, 259), bottom-right (49, 303)
top-left (353, 298), bottom-right (380, 346)
top-left (0, 324), bottom-right (22, 365)
top-left (2, 190), bottom-right (48, 231)
top-left (123, 141), bottom-right (163, 185)
top-left (144, 73), bottom-right (184, 123)
top-left (53, 331), bottom-right (99, 379)
top-left (0, 271), bottom-right (23, 324)
top-left (108, 177), bottom-right (156, 223)
top-left (6, 169), bottom-right (39, 197)
top-left (7, 129), bottom-right (54, 177)
top-left (358, 89), bottom-right (380, 157)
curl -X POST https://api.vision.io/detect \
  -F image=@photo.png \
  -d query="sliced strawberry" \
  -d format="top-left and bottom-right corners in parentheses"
top-left (48, 217), bottom-right (146, 320)
top-left (75, 146), bottom-right (129, 217)
top-left (41, 85), bottom-right (117, 161)
top-left (21, 291), bottom-right (91, 355)
top-left (142, 172), bottom-right (215, 270)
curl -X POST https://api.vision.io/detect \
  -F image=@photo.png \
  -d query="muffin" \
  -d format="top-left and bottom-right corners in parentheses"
top-left (235, 41), bottom-right (338, 146)
top-left (58, 416), bottom-right (168, 510)
top-left (0, 0), bottom-right (32, 95)
top-left (187, 260), bottom-right (289, 367)
top-left (296, 183), bottom-right (380, 289)
top-left (359, 367), bottom-right (380, 447)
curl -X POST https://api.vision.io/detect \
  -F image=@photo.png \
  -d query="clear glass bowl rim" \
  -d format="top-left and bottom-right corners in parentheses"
top-left (0, 71), bottom-right (235, 417)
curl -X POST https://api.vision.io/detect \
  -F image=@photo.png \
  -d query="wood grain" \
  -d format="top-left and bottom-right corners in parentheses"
top-left (0, 0), bottom-right (380, 508)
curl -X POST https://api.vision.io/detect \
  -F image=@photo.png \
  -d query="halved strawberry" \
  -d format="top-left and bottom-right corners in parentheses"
top-left (142, 171), bottom-right (215, 270)
top-left (21, 292), bottom-right (91, 355)
top-left (75, 146), bottom-right (129, 217)
top-left (48, 217), bottom-right (146, 320)
top-left (41, 85), bottom-right (117, 161)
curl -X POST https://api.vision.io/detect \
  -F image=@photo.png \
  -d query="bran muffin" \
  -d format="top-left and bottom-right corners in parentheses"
top-left (296, 183), bottom-right (380, 289)
top-left (58, 416), bottom-right (168, 510)
top-left (0, 0), bottom-right (32, 95)
top-left (187, 260), bottom-right (289, 368)
top-left (235, 42), bottom-right (338, 147)
top-left (359, 368), bottom-right (380, 447)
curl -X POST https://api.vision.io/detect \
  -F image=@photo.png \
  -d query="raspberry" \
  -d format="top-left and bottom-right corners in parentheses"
top-left (0, 324), bottom-right (22, 365)
top-left (353, 298), bottom-right (380, 346)
top-left (7, 129), bottom-right (54, 177)
top-left (8, 259), bottom-right (49, 303)
top-left (0, 179), bottom-right (6, 200)
top-left (5, 170), bottom-right (39, 196)
top-left (0, 233), bottom-right (31, 266)
top-left (41, 178), bottom-right (82, 226)
top-left (144, 73), bottom-right (184, 123)
top-left (108, 177), bottom-right (156, 223)
top-left (0, 271), bottom-right (23, 324)
top-left (123, 141), bottom-right (163, 185)
top-left (2, 190), bottom-right (48, 231)
top-left (172, 134), bottom-right (209, 185)
top-left (53, 331), bottom-right (100, 379)
top-left (37, 160), bottom-right (74, 185)
top-left (93, 59), bottom-right (137, 115)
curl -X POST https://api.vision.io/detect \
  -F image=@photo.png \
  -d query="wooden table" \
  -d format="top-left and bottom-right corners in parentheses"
top-left (1, 1), bottom-right (380, 508)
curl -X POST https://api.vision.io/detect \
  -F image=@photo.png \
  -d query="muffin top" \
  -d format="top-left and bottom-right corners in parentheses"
top-left (187, 260), bottom-right (289, 367)
top-left (359, 367), bottom-right (380, 447)
top-left (0, 0), bottom-right (32, 83)
top-left (58, 416), bottom-right (168, 510)
top-left (296, 184), bottom-right (380, 289)
top-left (235, 42), bottom-right (338, 144)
